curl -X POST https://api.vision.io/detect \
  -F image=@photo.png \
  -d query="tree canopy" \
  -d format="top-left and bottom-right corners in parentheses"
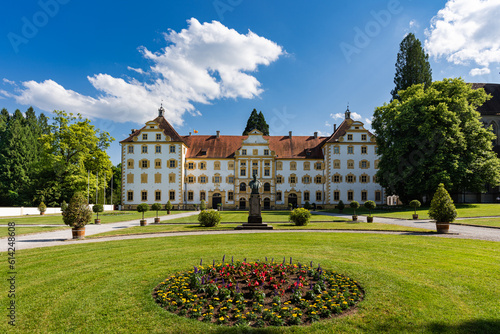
top-left (372, 78), bottom-right (500, 203)
top-left (243, 109), bottom-right (269, 135)
top-left (391, 33), bottom-right (432, 101)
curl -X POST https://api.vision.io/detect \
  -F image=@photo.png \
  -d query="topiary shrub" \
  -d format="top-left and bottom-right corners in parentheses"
top-left (409, 200), bottom-right (421, 215)
top-left (364, 200), bottom-right (376, 216)
top-left (151, 203), bottom-right (162, 218)
top-left (303, 201), bottom-right (312, 210)
top-left (38, 202), bottom-right (47, 215)
top-left (337, 200), bottom-right (345, 213)
top-left (350, 201), bottom-right (360, 215)
top-left (165, 201), bottom-right (172, 214)
top-left (428, 183), bottom-right (457, 223)
top-left (62, 193), bottom-right (92, 228)
top-left (92, 204), bottom-right (103, 220)
top-left (289, 208), bottom-right (312, 226)
top-left (200, 200), bottom-right (206, 210)
top-left (137, 203), bottom-right (149, 220)
top-left (198, 209), bottom-right (221, 227)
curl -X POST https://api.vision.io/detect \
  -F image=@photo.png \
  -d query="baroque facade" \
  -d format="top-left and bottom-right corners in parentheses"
top-left (120, 107), bottom-right (384, 209)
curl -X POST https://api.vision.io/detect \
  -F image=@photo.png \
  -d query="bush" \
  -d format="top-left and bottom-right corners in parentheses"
top-left (428, 183), bottom-right (457, 223)
top-left (38, 202), bottom-right (47, 213)
top-left (409, 200), bottom-right (421, 214)
top-left (151, 203), bottom-right (162, 217)
top-left (289, 208), bottom-right (312, 226)
top-left (303, 201), bottom-right (312, 210)
top-left (198, 210), bottom-right (221, 227)
top-left (93, 204), bottom-right (103, 220)
top-left (62, 193), bottom-right (92, 228)
top-left (200, 200), bottom-right (206, 210)
top-left (337, 200), bottom-right (345, 212)
top-left (364, 201), bottom-right (376, 216)
top-left (350, 201), bottom-right (360, 215)
top-left (137, 203), bottom-right (149, 220)
top-left (165, 201), bottom-right (172, 213)
top-left (60, 201), bottom-right (68, 212)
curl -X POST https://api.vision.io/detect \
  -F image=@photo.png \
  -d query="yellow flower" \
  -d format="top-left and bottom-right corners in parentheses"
top-left (292, 314), bottom-right (297, 317)
top-left (219, 316), bottom-right (224, 321)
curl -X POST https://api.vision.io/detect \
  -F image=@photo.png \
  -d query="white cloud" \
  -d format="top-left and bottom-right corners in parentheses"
top-left (351, 112), bottom-right (362, 121)
top-left (330, 113), bottom-right (344, 120)
top-left (365, 117), bottom-right (372, 125)
top-left (315, 130), bottom-right (330, 137)
top-left (469, 67), bottom-right (491, 76)
top-left (127, 66), bottom-right (145, 75)
top-left (330, 111), bottom-right (362, 121)
top-left (2, 18), bottom-right (283, 126)
top-left (425, 0), bottom-right (500, 73)
top-left (2, 78), bottom-right (16, 85)
top-left (409, 20), bottom-right (419, 29)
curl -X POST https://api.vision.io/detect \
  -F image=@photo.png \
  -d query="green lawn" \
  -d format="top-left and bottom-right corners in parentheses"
top-left (0, 226), bottom-right (69, 238)
top-left (0, 210), bottom-right (190, 225)
top-left (1, 233), bottom-right (498, 333)
top-left (88, 221), bottom-right (429, 238)
top-left (453, 217), bottom-right (500, 228)
top-left (323, 203), bottom-right (500, 220)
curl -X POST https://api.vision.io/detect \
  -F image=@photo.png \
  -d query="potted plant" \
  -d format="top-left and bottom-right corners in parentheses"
top-left (200, 200), bottom-right (206, 211)
top-left (364, 200), bottom-right (376, 223)
top-left (92, 204), bottom-right (103, 224)
top-left (62, 192), bottom-right (92, 239)
top-left (337, 200), bottom-right (345, 213)
top-left (428, 183), bottom-right (457, 233)
top-left (38, 202), bottom-right (47, 215)
top-left (217, 203), bottom-right (222, 211)
top-left (350, 201), bottom-right (360, 221)
top-left (137, 203), bottom-right (149, 226)
top-left (409, 200), bottom-right (421, 219)
top-left (151, 203), bottom-right (162, 223)
top-left (165, 201), bottom-right (172, 215)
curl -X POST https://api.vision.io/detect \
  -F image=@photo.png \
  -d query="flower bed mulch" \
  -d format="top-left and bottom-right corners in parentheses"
top-left (153, 257), bottom-right (363, 327)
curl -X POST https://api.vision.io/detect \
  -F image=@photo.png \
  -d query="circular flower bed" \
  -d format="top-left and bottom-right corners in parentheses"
top-left (153, 258), bottom-right (363, 327)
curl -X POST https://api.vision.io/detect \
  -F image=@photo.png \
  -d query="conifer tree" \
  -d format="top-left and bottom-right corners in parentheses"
top-left (391, 33), bottom-right (432, 101)
top-left (242, 109), bottom-right (269, 135)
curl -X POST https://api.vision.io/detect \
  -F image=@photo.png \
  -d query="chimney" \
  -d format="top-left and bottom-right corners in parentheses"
top-left (216, 130), bottom-right (220, 138)
top-left (314, 132), bottom-right (318, 139)
top-left (131, 129), bottom-right (136, 135)
top-left (289, 131), bottom-right (292, 138)
top-left (334, 124), bottom-right (337, 132)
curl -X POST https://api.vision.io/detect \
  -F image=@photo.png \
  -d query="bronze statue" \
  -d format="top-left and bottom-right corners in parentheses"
top-left (249, 174), bottom-right (261, 194)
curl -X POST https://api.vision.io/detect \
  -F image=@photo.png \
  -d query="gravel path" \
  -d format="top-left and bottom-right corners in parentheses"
top-left (2, 211), bottom-right (499, 252)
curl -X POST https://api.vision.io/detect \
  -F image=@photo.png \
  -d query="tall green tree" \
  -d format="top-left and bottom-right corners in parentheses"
top-left (391, 33), bottom-right (432, 101)
top-left (373, 78), bottom-right (500, 203)
top-left (243, 109), bottom-right (269, 135)
top-left (36, 111), bottom-right (114, 206)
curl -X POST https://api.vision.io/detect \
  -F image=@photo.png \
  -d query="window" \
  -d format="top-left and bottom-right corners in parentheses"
top-left (141, 173), bottom-right (148, 183)
top-left (276, 161), bottom-right (282, 170)
top-left (361, 146), bottom-right (367, 154)
top-left (315, 175), bottom-right (323, 184)
top-left (333, 174), bottom-right (342, 183)
top-left (228, 161), bottom-right (234, 169)
top-left (347, 146), bottom-right (354, 154)
top-left (361, 191), bottom-right (367, 201)
top-left (264, 168), bottom-right (270, 176)
top-left (169, 191), bottom-right (175, 201)
top-left (304, 162), bottom-right (310, 170)
top-left (127, 191), bottom-right (133, 201)
top-left (142, 191), bottom-right (148, 201)
top-left (252, 161), bottom-right (258, 167)
top-left (241, 149), bottom-right (247, 155)
top-left (347, 175), bottom-right (355, 183)
top-left (240, 168), bottom-right (246, 177)
top-left (169, 173), bottom-right (175, 183)
top-left (375, 191), bottom-right (381, 201)
top-left (290, 162), bottom-right (296, 170)
top-left (228, 191), bottom-right (234, 201)
top-left (348, 191), bottom-right (353, 201)
top-left (127, 174), bottom-right (134, 183)
top-left (276, 191), bottom-right (282, 201)
top-left (228, 176), bottom-right (234, 184)
top-left (155, 191), bottom-right (161, 201)
top-left (334, 146), bottom-right (340, 154)
top-left (154, 173), bottom-right (161, 183)
top-left (128, 146), bottom-right (134, 153)
top-left (334, 160), bottom-right (341, 169)
top-left (156, 133), bottom-right (161, 141)
top-left (214, 161), bottom-right (220, 170)
top-left (304, 191), bottom-right (310, 201)
top-left (127, 159), bottom-right (134, 169)
top-left (214, 175), bottom-right (221, 183)
top-left (375, 146), bottom-right (379, 154)
top-left (360, 160), bottom-right (369, 169)
top-left (303, 176), bottom-right (311, 184)
top-left (334, 191), bottom-right (340, 201)
top-left (142, 134), bottom-right (148, 140)
top-left (361, 134), bottom-right (367, 141)
top-left (200, 191), bottom-right (206, 201)
top-left (361, 175), bottom-right (368, 183)
top-left (315, 162), bottom-right (322, 170)
top-left (200, 176), bottom-right (207, 184)
top-left (169, 145), bottom-right (175, 153)
top-left (264, 183), bottom-right (271, 192)
top-left (316, 191), bottom-right (322, 201)
top-left (187, 176), bottom-right (194, 183)
top-left (240, 183), bottom-right (246, 192)
top-left (155, 145), bottom-right (161, 153)
top-left (142, 145), bottom-right (148, 153)
top-left (347, 160), bottom-right (354, 169)
top-left (276, 175), bottom-right (283, 184)
top-left (375, 160), bottom-right (379, 169)
top-left (188, 191), bottom-right (194, 201)
top-left (347, 134), bottom-right (353, 140)
top-left (264, 149), bottom-right (269, 156)
top-left (252, 169), bottom-right (258, 176)
top-left (155, 159), bottom-right (161, 168)
top-left (199, 162), bottom-right (206, 170)
top-left (187, 162), bottom-right (194, 169)
top-left (289, 175), bottom-right (296, 184)
top-left (169, 160), bottom-right (177, 168)
top-left (240, 161), bottom-right (246, 167)
top-left (141, 160), bottom-right (149, 168)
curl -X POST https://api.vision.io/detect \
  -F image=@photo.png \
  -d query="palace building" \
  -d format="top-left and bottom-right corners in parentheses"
top-left (120, 106), bottom-right (384, 209)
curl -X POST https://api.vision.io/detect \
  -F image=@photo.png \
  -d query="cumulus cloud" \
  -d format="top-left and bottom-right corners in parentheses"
top-left (330, 111), bottom-right (362, 121)
top-left (470, 67), bottom-right (491, 76)
top-left (1, 18), bottom-right (283, 125)
top-left (409, 20), bottom-right (419, 29)
top-left (365, 118), bottom-right (372, 125)
top-left (425, 0), bottom-right (500, 73)
top-left (2, 78), bottom-right (16, 85)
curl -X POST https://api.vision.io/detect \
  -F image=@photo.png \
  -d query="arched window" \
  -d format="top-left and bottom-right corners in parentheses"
top-left (264, 182), bottom-right (271, 192)
top-left (240, 183), bottom-right (246, 192)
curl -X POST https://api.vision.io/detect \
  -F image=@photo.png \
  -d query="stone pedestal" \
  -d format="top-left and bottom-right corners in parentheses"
top-left (235, 194), bottom-right (273, 230)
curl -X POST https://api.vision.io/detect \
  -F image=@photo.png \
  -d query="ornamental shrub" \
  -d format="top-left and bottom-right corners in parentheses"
top-left (60, 200), bottom-right (68, 212)
top-left (38, 202), bottom-right (47, 213)
top-left (198, 209), bottom-right (221, 227)
top-left (364, 200), bottom-right (376, 216)
top-left (151, 203), bottom-right (162, 217)
top-left (165, 201), bottom-right (172, 213)
top-left (337, 200), bottom-right (345, 212)
top-left (428, 183), bottom-right (457, 223)
top-left (62, 193), bottom-right (92, 228)
top-left (409, 199), bottom-right (421, 214)
top-left (303, 201), bottom-right (312, 210)
top-left (350, 201), bottom-right (360, 215)
top-left (200, 200), bottom-right (206, 210)
top-left (92, 204), bottom-right (103, 220)
top-left (289, 208), bottom-right (311, 226)
top-left (137, 203), bottom-right (149, 220)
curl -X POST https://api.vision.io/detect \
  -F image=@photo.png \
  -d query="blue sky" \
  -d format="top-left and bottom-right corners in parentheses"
top-left (2, 0), bottom-right (500, 165)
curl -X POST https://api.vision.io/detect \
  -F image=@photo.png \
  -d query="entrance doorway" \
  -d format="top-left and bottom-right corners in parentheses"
top-left (288, 193), bottom-right (298, 208)
top-left (212, 193), bottom-right (221, 209)
top-left (263, 197), bottom-right (271, 210)
top-left (239, 198), bottom-right (246, 210)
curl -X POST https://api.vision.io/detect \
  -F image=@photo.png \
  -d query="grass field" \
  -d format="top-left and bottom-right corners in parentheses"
top-left (454, 218), bottom-right (500, 228)
top-left (0, 226), bottom-right (69, 238)
top-left (1, 233), bottom-right (498, 333)
top-left (323, 203), bottom-right (500, 220)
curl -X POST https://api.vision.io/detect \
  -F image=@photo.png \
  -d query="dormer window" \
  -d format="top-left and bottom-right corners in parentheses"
top-left (241, 149), bottom-right (247, 155)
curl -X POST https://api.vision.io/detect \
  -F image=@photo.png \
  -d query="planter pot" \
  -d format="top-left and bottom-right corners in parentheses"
top-left (72, 227), bottom-right (85, 239)
top-left (352, 215), bottom-right (358, 222)
top-left (412, 214), bottom-right (419, 220)
top-left (366, 216), bottom-right (373, 223)
top-left (436, 222), bottom-right (450, 234)
top-left (154, 217), bottom-right (160, 224)
top-left (167, 210), bottom-right (171, 215)
top-left (94, 219), bottom-right (101, 225)
top-left (40, 212), bottom-right (45, 215)
top-left (140, 219), bottom-right (147, 226)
